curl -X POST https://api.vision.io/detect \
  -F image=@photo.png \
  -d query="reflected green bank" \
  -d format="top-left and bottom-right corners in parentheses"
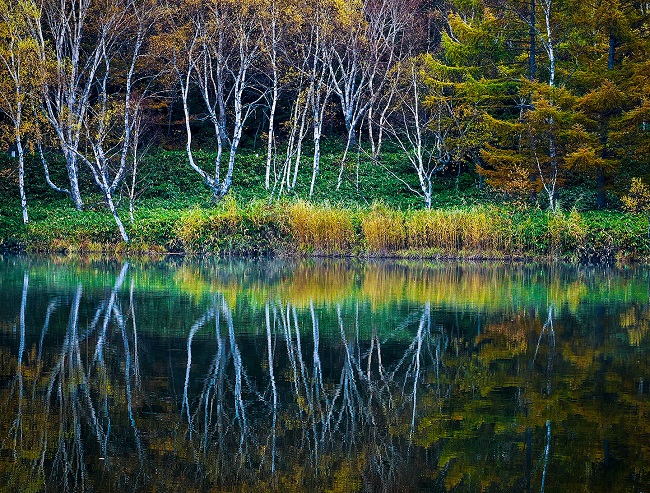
top-left (0, 256), bottom-right (649, 492)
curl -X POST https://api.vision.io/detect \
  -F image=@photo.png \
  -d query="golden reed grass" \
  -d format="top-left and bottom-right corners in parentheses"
top-left (161, 200), bottom-right (611, 261)
top-left (362, 203), bottom-right (406, 253)
top-left (405, 206), bottom-right (511, 253)
top-left (286, 200), bottom-right (354, 254)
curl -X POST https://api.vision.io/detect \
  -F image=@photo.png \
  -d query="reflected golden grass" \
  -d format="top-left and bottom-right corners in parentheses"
top-left (155, 261), bottom-right (646, 318)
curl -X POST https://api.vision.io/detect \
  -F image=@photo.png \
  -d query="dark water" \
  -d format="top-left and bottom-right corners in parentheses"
top-left (0, 256), bottom-right (649, 493)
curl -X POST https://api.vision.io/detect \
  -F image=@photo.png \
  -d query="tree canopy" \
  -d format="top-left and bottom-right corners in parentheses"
top-left (1, 0), bottom-right (649, 237)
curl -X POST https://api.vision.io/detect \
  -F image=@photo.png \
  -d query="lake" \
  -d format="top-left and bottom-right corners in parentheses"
top-left (0, 256), bottom-right (648, 492)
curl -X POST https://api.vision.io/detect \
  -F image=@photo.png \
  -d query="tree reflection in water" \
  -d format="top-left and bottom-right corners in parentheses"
top-left (0, 259), bottom-right (649, 492)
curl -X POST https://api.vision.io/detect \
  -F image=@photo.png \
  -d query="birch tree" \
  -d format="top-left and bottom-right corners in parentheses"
top-left (366, 0), bottom-right (418, 162)
top-left (71, 0), bottom-right (157, 242)
top-left (330, 0), bottom-right (413, 189)
top-left (270, 3), bottom-right (315, 196)
top-left (173, 0), bottom-right (264, 200)
top-left (33, 0), bottom-right (106, 210)
top-left (260, 0), bottom-right (281, 191)
top-left (385, 58), bottom-right (451, 209)
top-left (0, 0), bottom-right (41, 224)
top-left (503, 0), bottom-right (575, 210)
top-left (305, 1), bottom-right (334, 198)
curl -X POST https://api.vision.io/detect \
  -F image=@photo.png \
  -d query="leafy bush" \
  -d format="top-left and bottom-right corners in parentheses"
top-left (622, 178), bottom-right (650, 213)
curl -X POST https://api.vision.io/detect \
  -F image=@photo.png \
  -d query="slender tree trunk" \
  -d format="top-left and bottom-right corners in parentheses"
top-left (337, 130), bottom-right (354, 190)
top-left (265, 17), bottom-right (278, 191)
top-left (424, 191), bottom-right (432, 210)
top-left (66, 153), bottom-right (84, 211)
top-left (530, 0), bottom-right (536, 79)
top-left (544, 1), bottom-right (557, 210)
top-left (310, 121), bottom-right (322, 198)
top-left (129, 134), bottom-right (139, 224)
top-left (16, 137), bottom-right (28, 224)
top-left (608, 33), bottom-right (616, 70)
top-left (291, 90), bottom-right (310, 190)
top-left (265, 83), bottom-right (278, 191)
top-left (310, 80), bottom-right (330, 198)
top-left (219, 143), bottom-right (238, 198)
top-left (105, 189), bottom-right (129, 243)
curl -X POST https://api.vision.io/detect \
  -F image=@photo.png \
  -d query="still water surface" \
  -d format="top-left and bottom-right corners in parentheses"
top-left (0, 256), bottom-right (649, 492)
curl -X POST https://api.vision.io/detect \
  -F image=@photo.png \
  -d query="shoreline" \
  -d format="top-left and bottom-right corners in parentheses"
top-left (1, 201), bottom-right (648, 264)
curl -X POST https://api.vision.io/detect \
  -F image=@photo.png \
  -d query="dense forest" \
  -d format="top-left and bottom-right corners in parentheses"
top-left (1, 0), bottom-right (649, 252)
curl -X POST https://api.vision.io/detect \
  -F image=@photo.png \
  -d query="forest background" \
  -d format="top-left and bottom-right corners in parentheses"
top-left (1, 0), bottom-right (649, 259)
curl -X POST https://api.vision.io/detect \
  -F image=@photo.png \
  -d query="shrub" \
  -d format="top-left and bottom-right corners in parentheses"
top-left (622, 178), bottom-right (650, 213)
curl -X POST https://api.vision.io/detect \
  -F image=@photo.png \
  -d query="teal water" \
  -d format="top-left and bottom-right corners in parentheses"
top-left (0, 256), bottom-right (648, 492)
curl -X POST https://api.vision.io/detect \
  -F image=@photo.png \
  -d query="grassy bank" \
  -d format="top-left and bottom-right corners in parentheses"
top-left (0, 148), bottom-right (647, 261)
top-left (1, 198), bottom-right (648, 262)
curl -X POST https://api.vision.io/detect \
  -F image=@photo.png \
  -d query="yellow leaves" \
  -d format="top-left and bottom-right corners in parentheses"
top-left (622, 177), bottom-right (650, 213)
top-left (0, 0), bottom-right (44, 126)
top-left (331, 0), bottom-right (364, 29)
top-left (564, 146), bottom-right (606, 171)
top-left (523, 80), bottom-right (576, 110)
top-left (578, 80), bottom-right (625, 117)
top-left (478, 150), bottom-right (536, 200)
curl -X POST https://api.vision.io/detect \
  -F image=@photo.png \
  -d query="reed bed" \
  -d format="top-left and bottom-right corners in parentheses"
top-left (362, 203), bottom-right (407, 253)
top-left (11, 199), bottom-right (649, 261)
top-left (286, 200), bottom-right (355, 255)
top-left (405, 206), bottom-right (511, 254)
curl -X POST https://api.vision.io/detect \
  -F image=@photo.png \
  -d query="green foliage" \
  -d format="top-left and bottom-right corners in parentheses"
top-left (1, 196), bottom-right (648, 261)
top-left (130, 208), bottom-right (184, 251)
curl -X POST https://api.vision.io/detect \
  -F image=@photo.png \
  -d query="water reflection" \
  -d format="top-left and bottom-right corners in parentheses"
top-left (0, 257), bottom-right (649, 492)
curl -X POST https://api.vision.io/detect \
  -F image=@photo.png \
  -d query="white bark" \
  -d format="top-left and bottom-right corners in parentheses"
top-left (177, 3), bottom-right (263, 200)
top-left (331, 0), bottom-right (404, 189)
top-left (308, 27), bottom-right (332, 198)
top-left (72, 1), bottom-right (156, 242)
top-left (34, 0), bottom-right (106, 210)
top-left (382, 61), bottom-right (445, 209)
top-left (0, 2), bottom-right (32, 223)
top-left (262, 7), bottom-right (280, 191)
top-left (515, 0), bottom-right (560, 209)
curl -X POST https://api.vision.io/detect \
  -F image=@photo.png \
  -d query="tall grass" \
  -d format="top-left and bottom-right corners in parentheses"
top-left (286, 200), bottom-right (355, 255)
top-left (362, 203), bottom-right (406, 253)
top-left (406, 206), bottom-right (511, 254)
top-left (547, 209), bottom-right (587, 257)
top-left (175, 197), bottom-right (286, 254)
top-left (3, 198), bottom-right (648, 261)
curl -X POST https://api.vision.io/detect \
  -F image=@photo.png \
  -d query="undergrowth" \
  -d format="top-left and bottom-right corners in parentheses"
top-left (0, 148), bottom-right (648, 261)
top-left (2, 198), bottom-right (647, 261)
